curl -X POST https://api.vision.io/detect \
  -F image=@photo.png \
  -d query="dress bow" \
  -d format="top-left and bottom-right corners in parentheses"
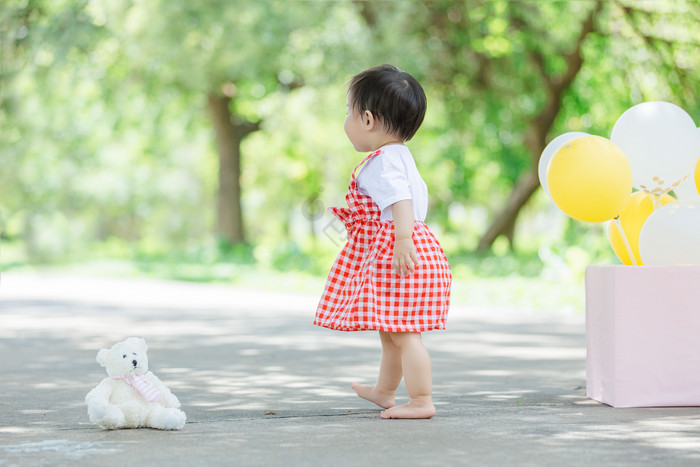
top-left (329, 206), bottom-right (355, 236)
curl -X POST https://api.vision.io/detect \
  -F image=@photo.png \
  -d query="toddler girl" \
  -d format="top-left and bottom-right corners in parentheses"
top-left (314, 65), bottom-right (452, 419)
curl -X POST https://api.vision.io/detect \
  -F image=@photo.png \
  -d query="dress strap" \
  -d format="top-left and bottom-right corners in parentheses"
top-left (351, 149), bottom-right (382, 179)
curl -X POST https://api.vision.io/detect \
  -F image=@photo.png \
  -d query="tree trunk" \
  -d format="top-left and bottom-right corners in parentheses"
top-left (477, 0), bottom-right (603, 252)
top-left (207, 93), bottom-right (260, 245)
top-left (477, 169), bottom-right (540, 250)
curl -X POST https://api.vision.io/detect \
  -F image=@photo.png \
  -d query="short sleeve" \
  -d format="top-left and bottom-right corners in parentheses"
top-left (356, 151), bottom-right (412, 212)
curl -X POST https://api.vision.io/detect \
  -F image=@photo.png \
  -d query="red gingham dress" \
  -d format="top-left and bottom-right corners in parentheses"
top-left (314, 150), bottom-right (451, 332)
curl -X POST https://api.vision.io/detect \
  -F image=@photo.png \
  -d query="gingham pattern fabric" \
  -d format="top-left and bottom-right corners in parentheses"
top-left (315, 150), bottom-right (451, 332)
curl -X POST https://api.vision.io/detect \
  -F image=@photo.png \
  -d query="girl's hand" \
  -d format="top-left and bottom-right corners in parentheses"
top-left (392, 237), bottom-right (419, 276)
top-left (390, 200), bottom-right (419, 276)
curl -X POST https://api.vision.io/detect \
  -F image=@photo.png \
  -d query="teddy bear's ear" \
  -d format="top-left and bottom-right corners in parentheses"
top-left (96, 349), bottom-right (111, 367)
top-left (126, 336), bottom-right (147, 352)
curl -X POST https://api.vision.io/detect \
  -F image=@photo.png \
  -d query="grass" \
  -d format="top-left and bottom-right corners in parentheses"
top-left (1, 251), bottom-right (587, 314)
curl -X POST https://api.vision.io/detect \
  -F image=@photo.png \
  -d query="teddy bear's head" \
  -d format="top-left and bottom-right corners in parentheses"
top-left (96, 337), bottom-right (149, 378)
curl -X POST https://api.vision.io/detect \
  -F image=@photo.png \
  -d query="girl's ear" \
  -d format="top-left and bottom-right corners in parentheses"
top-left (362, 110), bottom-right (376, 130)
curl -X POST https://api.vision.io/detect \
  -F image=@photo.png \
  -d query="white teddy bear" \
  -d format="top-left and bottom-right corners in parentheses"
top-left (85, 337), bottom-right (186, 430)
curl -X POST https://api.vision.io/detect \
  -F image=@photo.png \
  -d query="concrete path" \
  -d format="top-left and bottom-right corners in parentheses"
top-left (1, 272), bottom-right (699, 466)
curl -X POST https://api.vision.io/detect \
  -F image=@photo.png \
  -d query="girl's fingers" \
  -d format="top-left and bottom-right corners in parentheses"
top-left (393, 253), bottom-right (418, 275)
top-left (403, 251), bottom-right (417, 274)
top-left (409, 251), bottom-right (418, 273)
top-left (397, 259), bottom-right (406, 276)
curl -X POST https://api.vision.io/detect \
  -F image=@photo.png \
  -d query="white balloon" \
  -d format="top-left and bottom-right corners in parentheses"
top-left (611, 102), bottom-right (699, 196)
top-left (673, 167), bottom-right (700, 201)
top-left (538, 132), bottom-right (588, 197)
top-left (639, 201), bottom-right (700, 265)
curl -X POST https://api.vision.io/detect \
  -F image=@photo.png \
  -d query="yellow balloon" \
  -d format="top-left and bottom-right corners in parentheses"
top-left (694, 157), bottom-right (700, 195)
top-left (547, 135), bottom-right (633, 222)
top-left (608, 192), bottom-right (676, 265)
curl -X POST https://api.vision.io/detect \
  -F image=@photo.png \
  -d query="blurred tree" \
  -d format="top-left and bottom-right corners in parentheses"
top-left (476, 0), bottom-right (700, 250)
top-left (100, 0), bottom-right (325, 245)
top-left (353, 0), bottom-right (700, 251)
top-left (415, 0), bottom-right (606, 251)
top-left (0, 0), bottom-right (106, 259)
top-left (475, 0), bottom-right (604, 250)
top-left (3, 0), bottom-right (699, 266)
top-left (1, 0), bottom-right (369, 262)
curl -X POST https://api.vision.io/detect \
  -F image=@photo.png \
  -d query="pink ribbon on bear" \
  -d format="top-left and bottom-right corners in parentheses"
top-left (114, 375), bottom-right (161, 402)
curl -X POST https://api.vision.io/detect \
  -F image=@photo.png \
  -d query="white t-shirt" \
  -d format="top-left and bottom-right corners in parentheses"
top-left (355, 144), bottom-right (429, 222)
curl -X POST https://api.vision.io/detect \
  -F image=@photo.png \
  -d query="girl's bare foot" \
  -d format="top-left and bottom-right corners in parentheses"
top-left (380, 397), bottom-right (435, 419)
top-left (351, 383), bottom-right (396, 409)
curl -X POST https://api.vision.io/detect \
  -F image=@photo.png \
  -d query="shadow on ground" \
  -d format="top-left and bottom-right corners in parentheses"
top-left (1, 273), bottom-right (699, 465)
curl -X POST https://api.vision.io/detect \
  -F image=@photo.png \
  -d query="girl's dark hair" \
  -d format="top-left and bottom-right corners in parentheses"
top-left (348, 64), bottom-right (427, 141)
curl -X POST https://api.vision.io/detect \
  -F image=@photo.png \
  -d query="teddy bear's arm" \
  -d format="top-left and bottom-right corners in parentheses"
top-left (85, 377), bottom-right (117, 404)
top-left (144, 372), bottom-right (181, 408)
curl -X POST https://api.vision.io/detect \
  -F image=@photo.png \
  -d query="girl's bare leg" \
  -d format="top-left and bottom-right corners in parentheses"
top-left (351, 331), bottom-right (401, 409)
top-left (380, 332), bottom-right (436, 419)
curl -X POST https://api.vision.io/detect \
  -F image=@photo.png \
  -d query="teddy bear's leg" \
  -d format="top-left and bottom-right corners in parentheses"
top-left (88, 401), bottom-right (126, 430)
top-left (147, 405), bottom-right (186, 430)
top-left (163, 408), bottom-right (186, 430)
top-left (119, 400), bottom-right (150, 429)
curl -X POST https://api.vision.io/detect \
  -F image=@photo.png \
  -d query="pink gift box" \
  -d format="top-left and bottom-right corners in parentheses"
top-left (586, 265), bottom-right (700, 408)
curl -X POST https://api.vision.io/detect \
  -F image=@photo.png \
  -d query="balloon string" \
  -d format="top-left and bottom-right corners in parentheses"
top-left (613, 216), bottom-right (637, 266)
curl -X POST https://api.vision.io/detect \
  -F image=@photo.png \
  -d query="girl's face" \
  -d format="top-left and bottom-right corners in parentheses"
top-left (344, 93), bottom-right (372, 153)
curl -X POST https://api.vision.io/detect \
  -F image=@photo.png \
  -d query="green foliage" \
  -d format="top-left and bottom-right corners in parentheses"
top-left (1, 0), bottom-right (699, 280)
